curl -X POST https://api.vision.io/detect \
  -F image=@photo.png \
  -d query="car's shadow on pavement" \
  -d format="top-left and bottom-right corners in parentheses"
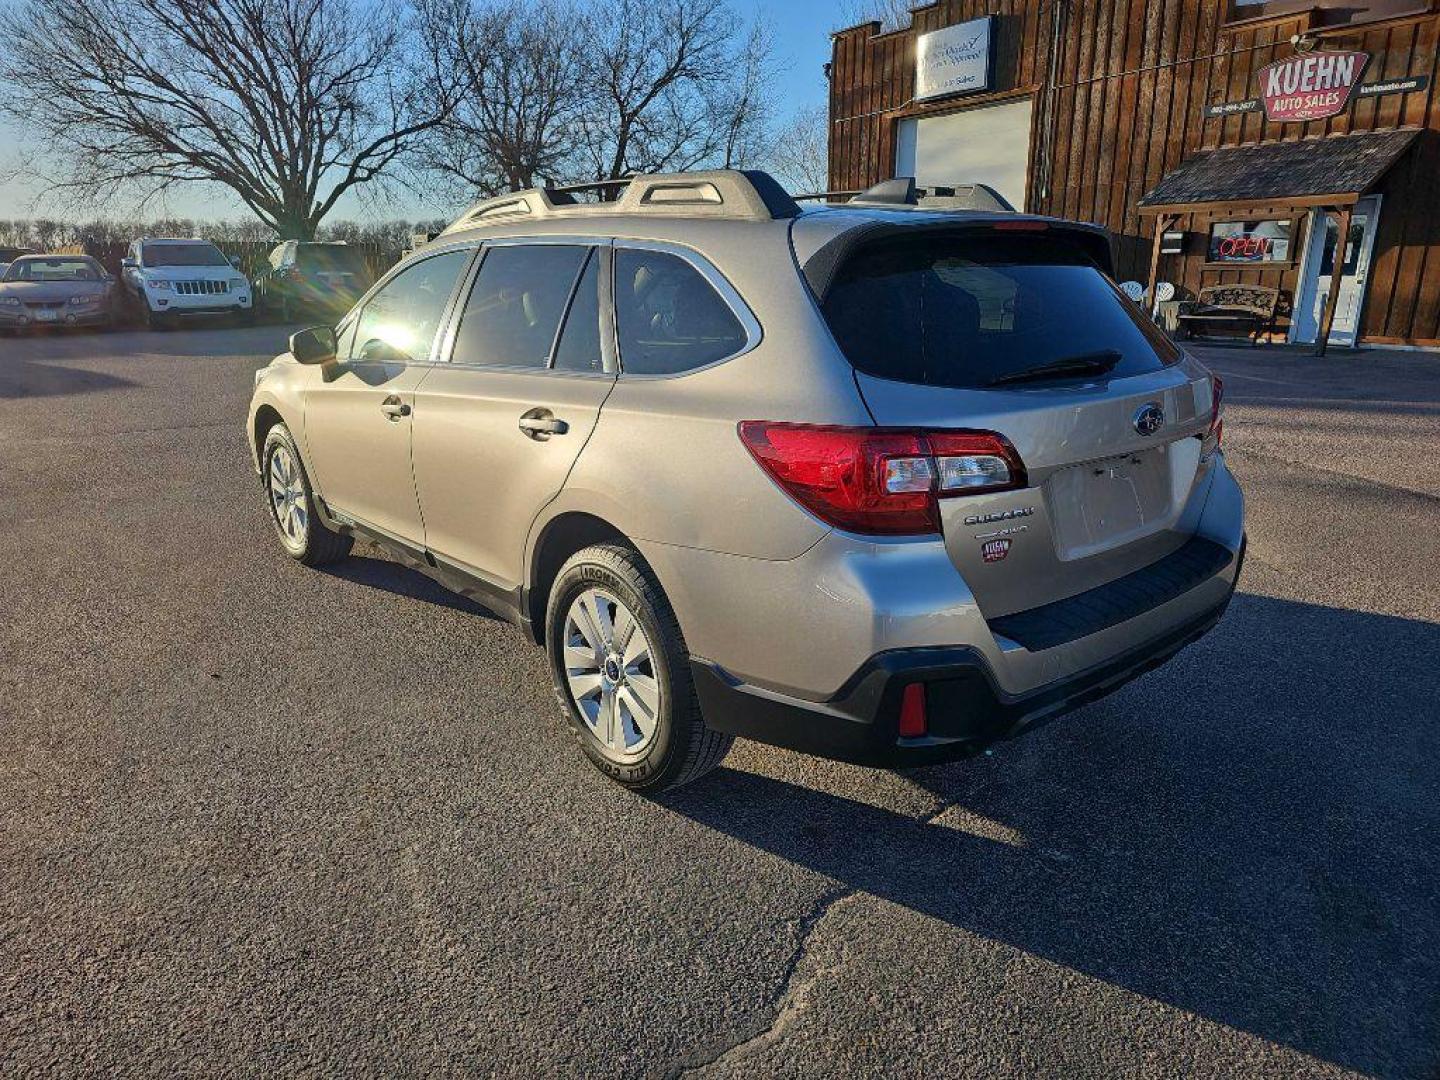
top-left (0, 356), bottom-right (137, 398)
top-left (663, 592), bottom-right (1440, 1076)
top-left (318, 554), bottom-right (502, 620)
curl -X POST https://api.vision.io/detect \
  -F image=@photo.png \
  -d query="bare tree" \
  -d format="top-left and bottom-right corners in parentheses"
top-left (415, 0), bottom-right (583, 198)
top-left (838, 0), bottom-right (913, 33)
top-left (0, 0), bottom-right (460, 238)
top-left (766, 104), bottom-right (831, 195)
top-left (572, 0), bottom-right (774, 184)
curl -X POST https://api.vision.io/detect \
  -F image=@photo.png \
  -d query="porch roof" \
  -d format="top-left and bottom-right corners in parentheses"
top-left (1137, 129), bottom-right (1421, 214)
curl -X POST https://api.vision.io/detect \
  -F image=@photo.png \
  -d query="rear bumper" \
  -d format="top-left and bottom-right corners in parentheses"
top-left (694, 537), bottom-right (1243, 766)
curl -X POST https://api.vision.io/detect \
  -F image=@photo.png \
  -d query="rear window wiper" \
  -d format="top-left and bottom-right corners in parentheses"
top-left (985, 350), bottom-right (1123, 387)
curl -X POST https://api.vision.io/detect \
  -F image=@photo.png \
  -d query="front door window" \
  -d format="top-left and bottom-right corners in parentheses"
top-left (351, 249), bottom-right (471, 363)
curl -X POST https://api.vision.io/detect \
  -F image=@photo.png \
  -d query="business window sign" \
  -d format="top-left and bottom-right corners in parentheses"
top-left (1208, 220), bottom-right (1293, 263)
top-left (1259, 50), bottom-right (1369, 122)
top-left (915, 16), bottom-right (993, 102)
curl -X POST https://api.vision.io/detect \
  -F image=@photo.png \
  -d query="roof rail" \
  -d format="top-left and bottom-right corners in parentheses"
top-left (851, 177), bottom-right (917, 206)
top-left (440, 169), bottom-right (801, 235)
top-left (793, 190), bottom-right (862, 202)
top-left (843, 177), bottom-right (1017, 212)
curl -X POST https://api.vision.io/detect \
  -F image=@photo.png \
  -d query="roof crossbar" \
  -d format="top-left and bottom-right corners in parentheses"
top-left (440, 169), bottom-right (801, 235)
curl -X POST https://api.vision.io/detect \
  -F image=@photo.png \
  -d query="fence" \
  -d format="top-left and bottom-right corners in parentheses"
top-left (56, 239), bottom-right (403, 282)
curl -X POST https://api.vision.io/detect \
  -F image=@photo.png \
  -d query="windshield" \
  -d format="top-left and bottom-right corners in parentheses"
top-left (142, 243), bottom-right (228, 268)
top-left (4, 257), bottom-right (100, 282)
top-left (297, 246), bottom-right (369, 274)
top-left (821, 232), bottom-right (1179, 390)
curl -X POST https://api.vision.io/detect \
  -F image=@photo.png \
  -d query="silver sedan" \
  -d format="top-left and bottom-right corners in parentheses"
top-left (0, 254), bottom-right (117, 333)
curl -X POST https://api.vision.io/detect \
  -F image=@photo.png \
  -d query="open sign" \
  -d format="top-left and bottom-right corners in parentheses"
top-left (1208, 220), bottom-right (1292, 263)
top-left (1218, 235), bottom-right (1272, 258)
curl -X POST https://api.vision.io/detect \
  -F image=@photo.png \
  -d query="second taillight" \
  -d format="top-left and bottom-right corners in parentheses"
top-left (738, 422), bottom-right (1026, 536)
top-left (1201, 374), bottom-right (1224, 460)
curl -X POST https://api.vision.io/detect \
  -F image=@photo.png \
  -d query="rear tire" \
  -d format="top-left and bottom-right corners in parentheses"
top-left (262, 423), bottom-right (352, 566)
top-left (546, 544), bottom-right (732, 793)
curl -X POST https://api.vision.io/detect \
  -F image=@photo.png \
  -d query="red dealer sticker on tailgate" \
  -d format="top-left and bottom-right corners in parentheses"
top-left (982, 539), bottom-right (1012, 563)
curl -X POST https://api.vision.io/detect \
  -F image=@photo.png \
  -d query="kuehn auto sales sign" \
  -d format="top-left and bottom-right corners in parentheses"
top-left (1259, 49), bottom-right (1370, 122)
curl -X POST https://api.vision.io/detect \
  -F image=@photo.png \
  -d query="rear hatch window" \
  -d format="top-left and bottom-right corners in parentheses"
top-left (298, 246), bottom-right (370, 275)
top-left (820, 231), bottom-right (1178, 389)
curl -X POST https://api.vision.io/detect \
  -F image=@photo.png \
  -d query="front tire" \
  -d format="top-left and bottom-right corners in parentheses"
top-left (546, 544), bottom-right (732, 792)
top-left (139, 300), bottom-right (169, 331)
top-left (262, 423), bottom-right (352, 566)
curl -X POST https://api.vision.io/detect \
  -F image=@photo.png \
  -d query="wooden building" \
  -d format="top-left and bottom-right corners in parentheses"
top-left (828, 0), bottom-right (1440, 348)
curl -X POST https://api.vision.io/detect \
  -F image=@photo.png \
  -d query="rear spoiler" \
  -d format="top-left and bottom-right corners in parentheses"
top-left (800, 218), bottom-right (1116, 301)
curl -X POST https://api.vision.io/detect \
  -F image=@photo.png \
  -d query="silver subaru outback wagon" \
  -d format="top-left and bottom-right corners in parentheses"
top-left (247, 170), bottom-right (1244, 792)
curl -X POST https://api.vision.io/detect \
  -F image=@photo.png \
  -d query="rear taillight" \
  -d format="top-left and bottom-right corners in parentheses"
top-left (738, 422), bottom-right (1026, 536)
top-left (1201, 375), bottom-right (1224, 460)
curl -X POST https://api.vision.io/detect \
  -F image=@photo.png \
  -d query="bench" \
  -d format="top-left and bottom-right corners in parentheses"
top-left (1176, 285), bottom-right (1284, 344)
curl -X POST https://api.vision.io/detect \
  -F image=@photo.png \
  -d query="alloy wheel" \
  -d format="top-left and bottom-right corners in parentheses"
top-left (267, 444), bottom-right (308, 546)
top-left (563, 588), bottom-right (662, 761)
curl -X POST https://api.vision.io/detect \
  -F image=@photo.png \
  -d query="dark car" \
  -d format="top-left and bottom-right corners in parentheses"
top-left (254, 242), bottom-right (374, 321)
top-left (0, 254), bottom-right (116, 333)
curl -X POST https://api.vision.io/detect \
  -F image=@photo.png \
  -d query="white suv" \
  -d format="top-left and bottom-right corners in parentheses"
top-left (121, 238), bottom-right (253, 328)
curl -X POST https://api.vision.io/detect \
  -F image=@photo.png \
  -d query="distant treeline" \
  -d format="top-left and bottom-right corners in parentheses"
top-left (0, 218), bottom-right (451, 253)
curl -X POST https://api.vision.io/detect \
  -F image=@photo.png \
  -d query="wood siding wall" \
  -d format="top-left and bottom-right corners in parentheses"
top-left (829, 2), bottom-right (1440, 345)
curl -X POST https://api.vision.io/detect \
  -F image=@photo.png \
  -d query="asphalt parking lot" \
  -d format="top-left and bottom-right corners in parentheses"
top-left (2, 325), bottom-right (1438, 1078)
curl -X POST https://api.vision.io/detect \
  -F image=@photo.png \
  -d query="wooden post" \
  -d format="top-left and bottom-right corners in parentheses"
top-left (1315, 205), bottom-right (1352, 357)
top-left (1144, 214), bottom-right (1173, 316)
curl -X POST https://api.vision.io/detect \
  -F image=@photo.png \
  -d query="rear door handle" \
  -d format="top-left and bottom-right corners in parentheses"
top-left (380, 396), bottom-right (410, 421)
top-left (518, 411), bottom-right (569, 438)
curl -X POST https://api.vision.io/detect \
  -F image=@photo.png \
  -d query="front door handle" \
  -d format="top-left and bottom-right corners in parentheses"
top-left (380, 396), bottom-right (410, 421)
top-left (518, 410), bottom-right (569, 438)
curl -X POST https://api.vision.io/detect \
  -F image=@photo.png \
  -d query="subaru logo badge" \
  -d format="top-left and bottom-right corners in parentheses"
top-left (1132, 402), bottom-right (1165, 436)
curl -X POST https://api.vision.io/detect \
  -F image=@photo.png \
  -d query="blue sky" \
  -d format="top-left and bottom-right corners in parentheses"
top-left (0, 0), bottom-right (838, 224)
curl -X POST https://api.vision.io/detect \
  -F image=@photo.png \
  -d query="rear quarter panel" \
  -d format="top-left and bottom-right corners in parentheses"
top-left (549, 223), bottom-right (869, 560)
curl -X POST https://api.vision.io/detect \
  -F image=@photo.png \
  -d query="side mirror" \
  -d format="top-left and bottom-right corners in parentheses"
top-left (229, 254), bottom-right (242, 268)
top-left (290, 325), bottom-right (337, 364)
top-left (120, 257), bottom-right (136, 270)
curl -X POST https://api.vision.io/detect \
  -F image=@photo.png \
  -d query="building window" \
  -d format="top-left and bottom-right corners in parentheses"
top-left (1207, 220), bottom-right (1294, 264)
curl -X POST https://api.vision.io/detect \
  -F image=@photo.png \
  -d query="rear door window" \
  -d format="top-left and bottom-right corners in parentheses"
top-left (613, 248), bottom-right (747, 375)
top-left (552, 251), bottom-right (604, 374)
top-left (298, 245), bottom-right (370, 276)
top-left (451, 244), bottom-right (590, 369)
top-left (821, 233), bottom-right (1179, 389)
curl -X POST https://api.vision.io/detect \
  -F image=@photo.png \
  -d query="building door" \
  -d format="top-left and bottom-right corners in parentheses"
top-left (1291, 196), bottom-right (1381, 347)
top-left (894, 96), bottom-right (1033, 211)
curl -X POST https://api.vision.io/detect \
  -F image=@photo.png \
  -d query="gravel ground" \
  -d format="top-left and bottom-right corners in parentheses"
top-left (1, 326), bottom-right (1437, 1078)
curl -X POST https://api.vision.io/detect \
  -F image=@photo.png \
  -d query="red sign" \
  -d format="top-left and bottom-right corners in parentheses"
top-left (1259, 50), bottom-right (1370, 122)
top-left (1218, 235), bottom-right (1273, 259)
top-left (982, 539), bottom-right (1011, 563)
